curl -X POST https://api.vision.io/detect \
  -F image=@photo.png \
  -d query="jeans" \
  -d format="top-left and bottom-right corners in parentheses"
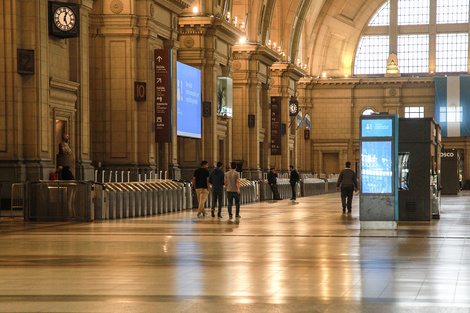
top-left (227, 191), bottom-right (240, 216)
top-left (211, 189), bottom-right (223, 215)
top-left (196, 188), bottom-right (209, 214)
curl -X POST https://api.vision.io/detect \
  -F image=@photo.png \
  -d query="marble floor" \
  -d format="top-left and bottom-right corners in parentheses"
top-left (1, 192), bottom-right (470, 312)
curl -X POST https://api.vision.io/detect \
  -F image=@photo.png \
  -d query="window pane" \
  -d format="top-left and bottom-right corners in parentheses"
top-left (398, 35), bottom-right (429, 73)
top-left (404, 107), bottom-right (424, 118)
top-left (437, 0), bottom-right (469, 24)
top-left (398, 0), bottom-right (430, 25)
top-left (436, 33), bottom-right (468, 72)
top-left (354, 36), bottom-right (389, 75)
top-left (369, 1), bottom-right (390, 26)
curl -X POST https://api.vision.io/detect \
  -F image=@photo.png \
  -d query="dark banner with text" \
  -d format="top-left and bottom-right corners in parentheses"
top-left (271, 96), bottom-right (282, 155)
top-left (155, 49), bottom-right (172, 143)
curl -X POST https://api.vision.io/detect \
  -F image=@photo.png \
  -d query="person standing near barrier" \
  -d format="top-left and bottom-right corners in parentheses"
top-left (225, 162), bottom-right (241, 218)
top-left (267, 167), bottom-right (282, 200)
top-left (192, 161), bottom-right (210, 218)
top-left (336, 161), bottom-right (358, 213)
top-left (209, 161), bottom-right (225, 218)
top-left (289, 165), bottom-right (300, 200)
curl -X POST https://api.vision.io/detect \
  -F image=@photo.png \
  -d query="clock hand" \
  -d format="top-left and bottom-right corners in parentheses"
top-left (63, 11), bottom-right (67, 24)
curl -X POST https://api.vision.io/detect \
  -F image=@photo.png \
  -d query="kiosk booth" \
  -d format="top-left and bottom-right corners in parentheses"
top-left (398, 118), bottom-right (441, 220)
top-left (359, 114), bottom-right (399, 229)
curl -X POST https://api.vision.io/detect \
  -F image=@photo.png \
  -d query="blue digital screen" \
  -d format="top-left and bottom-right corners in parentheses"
top-left (362, 119), bottom-right (393, 137)
top-left (361, 141), bottom-right (393, 194)
top-left (177, 62), bottom-right (201, 138)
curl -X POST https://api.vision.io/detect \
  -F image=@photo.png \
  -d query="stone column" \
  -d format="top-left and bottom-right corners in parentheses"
top-left (231, 45), bottom-right (279, 179)
top-left (178, 16), bottom-right (244, 179)
top-left (270, 64), bottom-right (305, 171)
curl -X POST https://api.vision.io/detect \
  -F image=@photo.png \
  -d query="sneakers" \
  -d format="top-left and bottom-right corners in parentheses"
top-left (211, 210), bottom-right (215, 218)
top-left (217, 214), bottom-right (222, 218)
top-left (229, 214), bottom-right (233, 218)
top-left (235, 215), bottom-right (241, 218)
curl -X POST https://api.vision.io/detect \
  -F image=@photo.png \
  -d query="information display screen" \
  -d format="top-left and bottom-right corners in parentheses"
top-left (176, 62), bottom-right (201, 138)
top-left (361, 119), bottom-right (393, 137)
top-left (361, 141), bottom-right (393, 194)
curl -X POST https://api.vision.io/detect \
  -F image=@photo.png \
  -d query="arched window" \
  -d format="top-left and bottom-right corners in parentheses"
top-left (354, 0), bottom-right (470, 75)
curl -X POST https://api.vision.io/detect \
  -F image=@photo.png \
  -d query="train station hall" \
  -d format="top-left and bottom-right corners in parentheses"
top-left (3, 0), bottom-right (470, 311)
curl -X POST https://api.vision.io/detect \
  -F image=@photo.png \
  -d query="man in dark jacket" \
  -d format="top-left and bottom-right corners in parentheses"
top-left (336, 161), bottom-right (358, 213)
top-left (267, 167), bottom-right (282, 200)
top-left (209, 162), bottom-right (225, 218)
top-left (289, 165), bottom-right (300, 200)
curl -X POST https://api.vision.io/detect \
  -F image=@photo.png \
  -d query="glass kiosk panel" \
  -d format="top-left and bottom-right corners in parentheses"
top-left (361, 141), bottom-right (393, 194)
top-left (398, 152), bottom-right (410, 190)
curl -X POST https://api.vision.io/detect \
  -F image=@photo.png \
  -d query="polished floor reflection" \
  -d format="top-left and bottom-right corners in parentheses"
top-left (1, 192), bottom-right (470, 312)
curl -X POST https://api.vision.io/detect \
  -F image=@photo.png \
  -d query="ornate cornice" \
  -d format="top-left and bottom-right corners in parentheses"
top-left (179, 15), bottom-right (245, 45)
top-left (271, 63), bottom-right (306, 81)
top-left (157, 0), bottom-right (191, 12)
top-left (232, 44), bottom-right (280, 66)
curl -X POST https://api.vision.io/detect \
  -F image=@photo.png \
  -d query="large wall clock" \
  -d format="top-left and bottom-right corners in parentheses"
top-left (48, 1), bottom-right (80, 38)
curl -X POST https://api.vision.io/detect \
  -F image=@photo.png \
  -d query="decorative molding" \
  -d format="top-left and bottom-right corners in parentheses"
top-left (233, 60), bottom-right (242, 70)
top-left (49, 77), bottom-right (80, 108)
top-left (183, 37), bottom-right (195, 48)
top-left (110, 0), bottom-right (123, 14)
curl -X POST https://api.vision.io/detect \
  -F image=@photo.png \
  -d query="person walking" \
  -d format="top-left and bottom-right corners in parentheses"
top-left (289, 165), bottom-right (300, 200)
top-left (192, 161), bottom-right (210, 217)
top-left (209, 161), bottom-right (225, 218)
top-left (336, 161), bottom-right (358, 213)
top-left (267, 167), bottom-right (282, 200)
top-left (225, 162), bottom-right (241, 218)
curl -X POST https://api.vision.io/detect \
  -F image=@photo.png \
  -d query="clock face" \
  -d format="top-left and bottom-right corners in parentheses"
top-left (54, 6), bottom-right (76, 31)
top-left (289, 102), bottom-right (298, 115)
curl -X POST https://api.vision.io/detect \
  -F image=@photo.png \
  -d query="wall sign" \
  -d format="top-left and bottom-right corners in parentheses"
top-left (155, 49), bottom-right (172, 143)
top-left (134, 82), bottom-right (146, 101)
top-left (271, 96), bottom-right (282, 155)
top-left (17, 49), bottom-right (34, 74)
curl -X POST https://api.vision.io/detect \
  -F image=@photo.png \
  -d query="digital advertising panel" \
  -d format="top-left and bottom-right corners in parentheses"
top-left (176, 62), bottom-right (202, 139)
top-left (361, 118), bottom-right (393, 137)
top-left (361, 141), bottom-right (393, 194)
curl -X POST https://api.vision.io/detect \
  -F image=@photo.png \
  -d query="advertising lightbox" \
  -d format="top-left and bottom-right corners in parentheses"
top-left (176, 62), bottom-right (202, 139)
top-left (361, 141), bottom-right (392, 193)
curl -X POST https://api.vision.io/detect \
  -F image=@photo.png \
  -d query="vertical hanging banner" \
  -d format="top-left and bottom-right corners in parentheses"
top-left (271, 96), bottom-right (282, 155)
top-left (435, 76), bottom-right (470, 138)
top-left (154, 49), bottom-right (172, 143)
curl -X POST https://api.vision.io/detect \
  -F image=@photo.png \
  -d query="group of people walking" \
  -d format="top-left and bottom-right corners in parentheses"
top-left (192, 160), bottom-right (359, 218)
top-left (192, 161), bottom-right (241, 218)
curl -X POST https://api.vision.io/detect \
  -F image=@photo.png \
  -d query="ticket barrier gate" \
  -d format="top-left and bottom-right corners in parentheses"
top-left (183, 182), bottom-right (192, 209)
top-left (130, 183), bottom-right (147, 217)
top-left (160, 181), bottom-right (177, 212)
top-left (95, 180), bottom-right (187, 220)
top-left (277, 179), bottom-right (291, 199)
top-left (115, 183), bottom-right (131, 218)
top-left (300, 178), bottom-right (327, 196)
top-left (147, 182), bottom-right (163, 214)
top-left (326, 178), bottom-right (338, 193)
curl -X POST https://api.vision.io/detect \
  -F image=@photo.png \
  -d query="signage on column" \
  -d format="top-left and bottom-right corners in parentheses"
top-left (271, 96), bottom-right (282, 155)
top-left (154, 49), bottom-right (172, 143)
